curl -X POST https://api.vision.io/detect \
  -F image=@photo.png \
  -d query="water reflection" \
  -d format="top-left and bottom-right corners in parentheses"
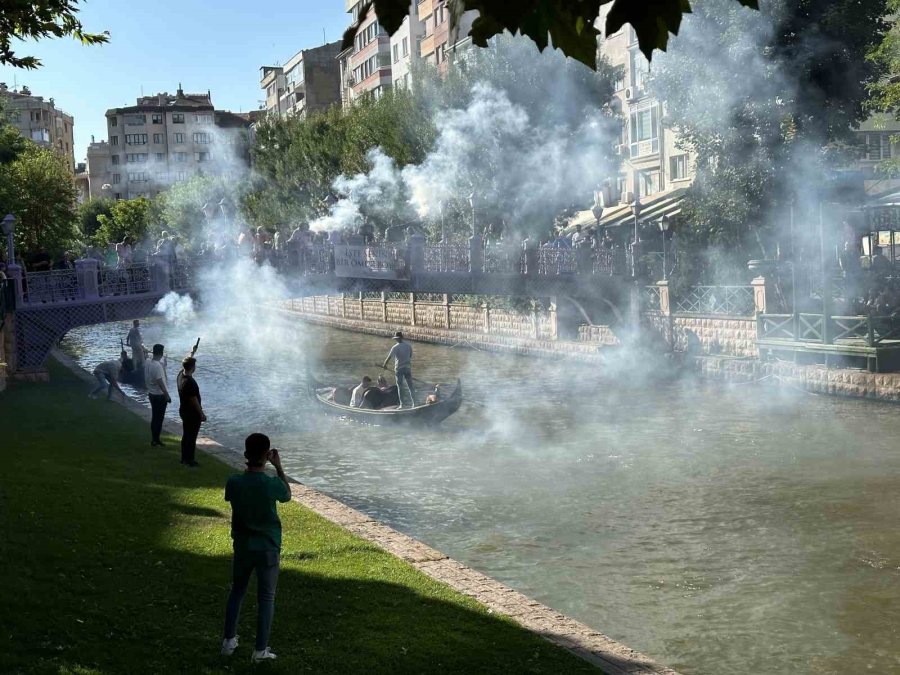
top-left (62, 316), bottom-right (900, 675)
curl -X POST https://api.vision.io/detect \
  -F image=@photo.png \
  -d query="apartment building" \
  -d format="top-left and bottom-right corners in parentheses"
top-left (259, 41), bottom-right (342, 118)
top-left (416, 0), bottom-right (476, 75)
top-left (340, 0), bottom-right (393, 105)
top-left (90, 87), bottom-right (252, 201)
top-left (84, 139), bottom-right (113, 200)
top-left (389, 11), bottom-right (425, 90)
top-left (0, 83), bottom-right (76, 172)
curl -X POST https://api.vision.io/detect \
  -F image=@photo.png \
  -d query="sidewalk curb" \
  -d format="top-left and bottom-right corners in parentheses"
top-left (51, 348), bottom-right (679, 675)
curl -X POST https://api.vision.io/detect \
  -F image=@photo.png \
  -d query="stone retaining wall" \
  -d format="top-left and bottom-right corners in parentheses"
top-left (645, 312), bottom-right (757, 358)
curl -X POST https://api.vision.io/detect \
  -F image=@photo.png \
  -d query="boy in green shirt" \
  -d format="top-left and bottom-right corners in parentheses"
top-left (221, 433), bottom-right (291, 662)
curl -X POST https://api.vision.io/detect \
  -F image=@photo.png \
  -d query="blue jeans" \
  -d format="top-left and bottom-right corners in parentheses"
top-left (395, 367), bottom-right (415, 407)
top-left (223, 549), bottom-right (280, 651)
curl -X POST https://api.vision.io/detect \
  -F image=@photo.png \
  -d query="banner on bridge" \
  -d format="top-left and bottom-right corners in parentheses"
top-left (333, 245), bottom-right (408, 279)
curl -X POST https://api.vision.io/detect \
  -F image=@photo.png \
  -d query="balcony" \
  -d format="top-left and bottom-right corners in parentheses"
top-left (417, 0), bottom-right (433, 21)
top-left (420, 33), bottom-right (435, 57)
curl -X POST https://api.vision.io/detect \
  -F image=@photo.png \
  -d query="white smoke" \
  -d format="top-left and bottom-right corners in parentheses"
top-left (153, 291), bottom-right (196, 324)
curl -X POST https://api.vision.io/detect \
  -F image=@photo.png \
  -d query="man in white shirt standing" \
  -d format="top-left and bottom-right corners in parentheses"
top-left (125, 319), bottom-right (145, 368)
top-left (145, 343), bottom-right (171, 447)
top-left (382, 331), bottom-right (415, 409)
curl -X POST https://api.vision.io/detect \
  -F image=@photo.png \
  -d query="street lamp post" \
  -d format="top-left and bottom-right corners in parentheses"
top-left (630, 196), bottom-right (642, 278)
top-left (438, 200), bottom-right (446, 243)
top-left (2, 213), bottom-right (16, 264)
top-left (468, 193), bottom-right (476, 237)
top-left (658, 215), bottom-right (670, 280)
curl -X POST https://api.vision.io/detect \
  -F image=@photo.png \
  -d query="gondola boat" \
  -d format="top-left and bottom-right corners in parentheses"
top-left (307, 372), bottom-right (462, 425)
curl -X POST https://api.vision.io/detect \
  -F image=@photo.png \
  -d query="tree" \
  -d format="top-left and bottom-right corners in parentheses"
top-left (94, 198), bottom-right (153, 247)
top-left (0, 144), bottom-right (78, 257)
top-left (346, 0), bottom-right (759, 69)
top-left (649, 0), bottom-right (888, 284)
top-left (156, 175), bottom-right (238, 244)
top-left (76, 197), bottom-right (114, 240)
top-left (0, 0), bottom-right (108, 69)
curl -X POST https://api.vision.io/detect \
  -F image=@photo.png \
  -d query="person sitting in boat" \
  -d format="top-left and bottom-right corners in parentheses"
top-left (375, 375), bottom-right (399, 408)
top-left (350, 376), bottom-right (374, 408)
top-left (425, 385), bottom-right (441, 405)
top-left (330, 386), bottom-right (352, 406)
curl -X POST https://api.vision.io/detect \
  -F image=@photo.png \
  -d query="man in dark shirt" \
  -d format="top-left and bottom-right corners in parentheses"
top-left (221, 433), bottom-right (291, 662)
top-left (176, 356), bottom-right (205, 467)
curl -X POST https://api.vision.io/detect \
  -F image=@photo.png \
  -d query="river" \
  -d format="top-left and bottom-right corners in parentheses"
top-left (61, 313), bottom-right (900, 675)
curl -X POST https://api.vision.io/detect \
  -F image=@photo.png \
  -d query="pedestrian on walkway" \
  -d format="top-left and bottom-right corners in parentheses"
top-left (221, 433), bottom-right (291, 662)
top-left (382, 331), bottom-right (415, 408)
top-left (144, 344), bottom-right (170, 447)
top-left (177, 356), bottom-right (205, 467)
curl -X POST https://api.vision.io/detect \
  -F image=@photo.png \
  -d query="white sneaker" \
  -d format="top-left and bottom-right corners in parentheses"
top-left (221, 636), bottom-right (239, 656)
top-left (251, 647), bottom-right (277, 662)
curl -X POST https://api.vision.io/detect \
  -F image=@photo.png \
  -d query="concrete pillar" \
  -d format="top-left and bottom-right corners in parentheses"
top-left (751, 276), bottom-right (770, 315)
top-left (443, 294), bottom-right (451, 330)
top-left (75, 258), bottom-right (99, 300)
top-left (341, 293), bottom-right (347, 318)
top-left (549, 298), bottom-right (558, 340)
top-left (483, 303), bottom-right (491, 334)
top-left (6, 263), bottom-right (23, 305)
top-left (150, 254), bottom-right (171, 293)
top-left (469, 235), bottom-right (484, 274)
top-left (381, 291), bottom-right (388, 323)
top-left (657, 280), bottom-right (671, 316)
top-left (410, 293), bottom-right (417, 327)
top-left (407, 234), bottom-right (425, 275)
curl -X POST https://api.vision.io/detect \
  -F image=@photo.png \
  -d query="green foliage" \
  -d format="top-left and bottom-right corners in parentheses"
top-left (156, 175), bottom-right (237, 243)
top-left (0, 0), bottom-right (109, 69)
top-left (0, 143), bottom-right (78, 257)
top-left (355, 0), bottom-right (760, 67)
top-left (651, 0), bottom-right (889, 283)
top-left (76, 197), bottom-right (114, 240)
top-left (867, 0), bottom-right (900, 117)
top-left (94, 197), bottom-right (153, 246)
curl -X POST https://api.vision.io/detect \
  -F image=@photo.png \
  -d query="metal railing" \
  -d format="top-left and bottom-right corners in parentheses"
top-left (537, 249), bottom-right (576, 275)
top-left (303, 245), bottom-right (333, 275)
top-left (172, 258), bottom-right (194, 290)
top-left (99, 263), bottom-right (151, 297)
top-left (675, 286), bottom-right (755, 316)
top-left (757, 312), bottom-right (900, 346)
top-left (424, 244), bottom-right (469, 273)
top-left (483, 245), bottom-right (523, 274)
top-left (643, 285), bottom-right (662, 312)
top-left (23, 269), bottom-right (80, 304)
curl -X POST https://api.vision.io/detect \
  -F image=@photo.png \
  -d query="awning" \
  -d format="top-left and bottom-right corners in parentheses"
top-left (564, 188), bottom-right (688, 233)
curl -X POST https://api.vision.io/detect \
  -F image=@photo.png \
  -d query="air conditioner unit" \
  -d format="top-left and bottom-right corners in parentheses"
top-left (624, 87), bottom-right (636, 101)
top-left (616, 144), bottom-right (628, 157)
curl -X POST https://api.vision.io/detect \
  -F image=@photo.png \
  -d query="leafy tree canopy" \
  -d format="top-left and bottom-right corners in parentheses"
top-left (94, 197), bottom-right (153, 247)
top-left (346, 0), bottom-right (759, 69)
top-left (0, 0), bottom-right (109, 69)
top-left (76, 197), bottom-right (114, 240)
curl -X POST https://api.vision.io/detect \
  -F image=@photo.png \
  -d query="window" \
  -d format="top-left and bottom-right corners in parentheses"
top-left (151, 113), bottom-right (163, 124)
top-left (194, 151), bottom-right (210, 162)
top-left (6, 110), bottom-right (20, 122)
top-left (865, 133), bottom-right (895, 161)
top-left (193, 113), bottom-right (212, 124)
top-left (153, 133), bottom-right (163, 144)
top-left (172, 113), bottom-right (185, 124)
top-left (613, 66), bottom-right (626, 92)
top-left (192, 132), bottom-right (212, 144)
top-left (111, 155), bottom-right (120, 165)
top-left (110, 117), bottom-right (118, 127)
top-left (402, 36), bottom-right (408, 57)
top-left (126, 153), bottom-right (148, 163)
top-left (670, 154), bottom-right (689, 181)
top-left (156, 152), bottom-right (165, 161)
top-left (393, 44), bottom-right (400, 63)
top-left (616, 174), bottom-right (627, 201)
top-left (112, 173), bottom-right (121, 184)
top-left (629, 104), bottom-right (659, 157)
top-left (30, 129), bottom-right (50, 142)
top-left (125, 134), bottom-right (148, 145)
top-left (175, 171), bottom-right (186, 181)
top-left (156, 172), bottom-right (168, 182)
top-left (128, 172), bottom-right (149, 182)
top-left (630, 51), bottom-right (650, 89)
top-left (174, 133), bottom-right (185, 143)
top-left (114, 192), bottom-right (122, 200)
top-left (174, 152), bottom-right (187, 162)
top-left (110, 136), bottom-right (119, 146)
top-left (638, 169), bottom-right (660, 197)
top-left (125, 114), bottom-right (146, 126)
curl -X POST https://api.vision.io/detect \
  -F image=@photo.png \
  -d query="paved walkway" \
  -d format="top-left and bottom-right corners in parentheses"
top-left (52, 348), bottom-right (679, 675)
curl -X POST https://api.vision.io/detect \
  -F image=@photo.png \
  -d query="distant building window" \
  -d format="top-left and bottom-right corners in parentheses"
top-left (174, 152), bottom-right (187, 162)
top-left (153, 133), bottom-right (163, 144)
top-left (111, 155), bottom-right (120, 165)
top-left (192, 132), bottom-right (212, 144)
top-left (110, 117), bottom-right (118, 127)
top-left (629, 104), bottom-right (659, 158)
top-left (402, 36), bottom-right (409, 57)
top-left (613, 66), bottom-right (626, 92)
top-left (670, 154), bottom-right (689, 181)
top-left (156, 172), bottom-right (168, 182)
top-left (193, 113), bottom-right (213, 124)
top-left (126, 153), bottom-right (148, 163)
top-left (638, 169), bottom-right (660, 197)
top-left (172, 113), bottom-right (185, 124)
top-left (175, 171), bottom-right (186, 181)
top-left (114, 192), bottom-right (121, 200)
top-left (174, 133), bottom-right (185, 143)
top-left (125, 114), bottom-right (146, 126)
top-left (125, 134), bottom-right (148, 145)
top-left (30, 129), bottom-right (50, 142)
top-left (393, 44), bottom-right (400, 63)
top-left (151, 113), bottom-right (163, 124)
top-left (6, 111), bottom-right (20, 122)
top-left (155, 152), bottom-right (165, 161)
top-left (128, 172), bottom-right (148, 182)
top-left (110, 136), bottom-right (119, 146)
top-left (194, 151), bottom-right (210, 162)
top-left (630, 50), bottom-right (650, 89)
top-left (865, 132), bottom-right (895, 161)
top-left (112, 173), bottom-right (121, 184)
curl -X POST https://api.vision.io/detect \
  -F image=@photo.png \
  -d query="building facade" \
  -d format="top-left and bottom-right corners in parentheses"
top-left (341, 0), bottom-right (393, 105)
top-left (389, 12), bottom-right (425, 90)
top-left (259, 41), bottom-right (342, 118)
top-left (89, 87), bottom-right (252, 201)
top-left (0, 83), bottom-right (76, 172)
top-left (416, 0), bottom-right (476, 75)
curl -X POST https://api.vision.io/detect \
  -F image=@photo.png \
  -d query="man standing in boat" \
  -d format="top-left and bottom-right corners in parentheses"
top-left (382, 331), bottom-right (415, 408)
top-left (125, 319), bottom-right (145, 368)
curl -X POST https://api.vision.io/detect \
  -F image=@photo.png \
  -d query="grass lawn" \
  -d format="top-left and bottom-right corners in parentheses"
top-left (0, 361), bottom-right (600, 674)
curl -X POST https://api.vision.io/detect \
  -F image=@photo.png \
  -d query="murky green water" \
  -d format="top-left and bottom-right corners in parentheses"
top-left (62, 312), bottom-right (900, 674)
